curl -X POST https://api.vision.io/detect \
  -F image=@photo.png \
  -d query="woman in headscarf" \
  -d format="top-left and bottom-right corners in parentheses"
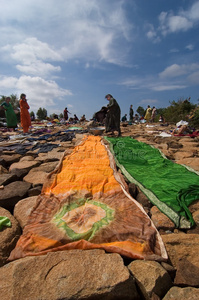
top-left (144, 105), bottom-right (152, 122)
top-left (105, 94), bottom-right (121, 137)
top-left (19, 93), bottom-right (31, 133)
top-left (0, 97), bottom-right (18, 130)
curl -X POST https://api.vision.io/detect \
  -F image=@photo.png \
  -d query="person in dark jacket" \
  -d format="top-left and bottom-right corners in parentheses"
top-left (105, 94), bottom-right (121, 137)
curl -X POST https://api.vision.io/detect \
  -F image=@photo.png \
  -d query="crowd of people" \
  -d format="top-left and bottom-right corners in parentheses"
top-left (1, 92), bottom-right (165, 137)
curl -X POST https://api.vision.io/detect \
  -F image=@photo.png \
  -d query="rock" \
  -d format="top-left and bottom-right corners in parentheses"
top-left (150, 206), bottom-right (175, 231)
top-left (189, 200), bottom-right (199, 214)
top-left (0, 207), bottom-right (21, 267)
top-left (173, 151), bottom-right (193, 160)
top-left (29, 161), bottom-right (58, 173)
top-left (0, 250), bottom-right (139, 300)
top-left (14, 196), bottom-right (38, 228)
top-left (9, 160), bottom-right (40, 172)
top-left (0, 158), bottom-right (7, 168)
top-left (23, 170), bottom-right (48, 186)
top-left (0, 165), bottom-right (8, 174)
top-left (34, 149), bottom-right (63, 163)
top-left (0, 181), bottom-right (31, 211)
top-left (0, 174), bottom-right (18, 186)
top-left (28, 186), bottom-right (42, 197)
top-left (163, 286), bottom-right (199, 300)
top-left (193, 210), bottom-right (199, 226)
top-left (0, 154), bottom-right (21, 167)
top-left (136, 189), bottom-right (152, 209)
top-left (128, 260), bottom-right (172, 299)
top-left (10, 168), bottom-right (30, 180)
top-left (128, 183), bottom-right (138, 198)
top-left (162, 233), bottom-right (199, 286)
top-left (20, 156), bottom-right (35, 162)
top-left (175, 157), bottom-right (199, 171)
top-left (167, 141), bottom-right (183, 149)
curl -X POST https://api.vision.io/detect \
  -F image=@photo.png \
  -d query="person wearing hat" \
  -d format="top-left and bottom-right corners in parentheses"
top-left (105, 94), bottom-right (121, 137)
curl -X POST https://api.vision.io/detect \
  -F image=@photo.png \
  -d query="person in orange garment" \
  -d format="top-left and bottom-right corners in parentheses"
top-left (19, 93), bottom-right (31, 133)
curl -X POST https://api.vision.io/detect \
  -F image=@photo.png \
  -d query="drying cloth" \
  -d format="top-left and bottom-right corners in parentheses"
top-left (106, 136), bottom-right (199, 228)
top-left (9, 136), bottom-right (167, 262)
top-left (0, 216), bottom-right (11, 230)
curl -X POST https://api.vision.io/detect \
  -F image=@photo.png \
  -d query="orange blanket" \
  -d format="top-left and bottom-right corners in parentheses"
top-left (9, 136), bottom-right (167, 261)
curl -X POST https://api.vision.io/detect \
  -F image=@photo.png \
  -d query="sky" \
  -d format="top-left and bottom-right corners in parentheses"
top-left (0, 0), bottom-right (199, 119)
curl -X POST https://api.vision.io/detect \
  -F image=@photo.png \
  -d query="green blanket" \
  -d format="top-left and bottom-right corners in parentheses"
top-left (106, 136), bottom-right (199, 228)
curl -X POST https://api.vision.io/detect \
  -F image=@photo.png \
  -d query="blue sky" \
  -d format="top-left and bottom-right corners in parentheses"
top-left (0, 0), bottom-right (199, 119)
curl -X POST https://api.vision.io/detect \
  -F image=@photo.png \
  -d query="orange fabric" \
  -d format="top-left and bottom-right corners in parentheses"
top-left (9, 136), bottom-right (167, 262)
top-left (20, 99), bottom-right (31, 133)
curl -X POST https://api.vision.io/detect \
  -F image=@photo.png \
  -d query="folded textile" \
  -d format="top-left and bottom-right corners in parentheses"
top-left (9, 136), bottom-right (167, 262)
top-left (106, 136), bottom-right (199, 228)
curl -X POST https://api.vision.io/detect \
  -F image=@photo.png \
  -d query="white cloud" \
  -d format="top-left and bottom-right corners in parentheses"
top-left (185, 44), bottom-right (194, 51)
top-left (0, 75), bottom-right (72, 113)
top-left (187, 71), bottom-right (199, 84)
top-left (159, 63), bottom-right (199, 78)
top-left (151, 85), bottom-right (187, 92)
top-left (0, 1), bottom-right (132, 66)
top-left (140, 99), bottom-right (158, 104)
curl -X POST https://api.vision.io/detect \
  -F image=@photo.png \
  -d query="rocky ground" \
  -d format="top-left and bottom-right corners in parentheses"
top-left (0, 122), bottom-right (199, 300)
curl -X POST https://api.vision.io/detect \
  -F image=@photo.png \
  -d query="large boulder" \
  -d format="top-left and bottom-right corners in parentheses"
top-left (0, 207), bottom-right (21, 267)
top-left (0, 174), bottom-right (18, 187)
top-left (0, 250), bottom-right (139, 300)
top-left (162, 233), bottom-right (199, 286)
top-left (0, 154), bottom-right (21, 167)
top-left (13, 196), bottom-right (38, 229)
top-left (128, 260), bottom-right (172, 299)
top-left (150, 206), bottom-right (175, 231)
top-left (9, 160), bottom-right (40, 172)
top-left (0, 181), bottom-right (31, 211)
top-left (163, 286), bottom-right (199, 300)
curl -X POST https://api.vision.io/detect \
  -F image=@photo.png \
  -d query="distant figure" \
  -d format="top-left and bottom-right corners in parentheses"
top-left (19, 93), bottom-right (31, 133)
top-left (144, 105), bottom-right (152, 122)
top-left (159, 115), bottom-right (165, 123)
top-left (93, 106), bottom-right (107, 124)
top-left (134, 114), bottom-right (139, 123)
top-left (151, 106), bottom-right (157, 122)
top-left (121, 114), bottom-right (127, 122)
top-left (64, 107), bottom-right (70, 121)
top-left (0, 97), bottom-right (18, 130)
top-left (105, 94), bottom-right (121, 137)
top-left (80, 114), bottom-right (86, 122)
top-left (129, 105), bottom-right (134, 122)
top-left (74, 114), bottom-right (79, 123)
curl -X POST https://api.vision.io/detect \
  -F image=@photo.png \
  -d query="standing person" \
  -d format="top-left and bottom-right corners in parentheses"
top-left (144, 105), bottom-right (152, 122)
top-left (19, 93), bottom-right (31, 133)
top-left (129, 104), bottom-right (134, 122)
top-left (63, 107), bottom-right (70, 121)
top-left (0, 97), bottom-right (18, 130)
top-left (151, 106), bottom-right (157, 122)
top-left (105, 94), bottom-right (121, 137)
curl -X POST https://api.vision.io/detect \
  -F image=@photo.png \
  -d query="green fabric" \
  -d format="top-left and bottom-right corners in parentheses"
top-left (0, 216), bottom-right (11, 230)
top-left (106, 136), bottom-right (199, 228)
top-left (1, 102), bottom-right (17, 128)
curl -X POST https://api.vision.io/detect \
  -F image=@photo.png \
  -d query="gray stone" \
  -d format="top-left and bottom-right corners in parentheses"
top-left (0, 250), bottom-right (139, 300)
top-left (128, 260), bottom-right (172, 299)
top-left (163, 286), bottom-right (199, 300)
top-left (0, 207), bottom-right (21, 267)
top-left (0, 181), bottom-right (31, 211)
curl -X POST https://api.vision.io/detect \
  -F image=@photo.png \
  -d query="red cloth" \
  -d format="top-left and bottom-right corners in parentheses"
top-left (20, 99), bottom-right (31, 133)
